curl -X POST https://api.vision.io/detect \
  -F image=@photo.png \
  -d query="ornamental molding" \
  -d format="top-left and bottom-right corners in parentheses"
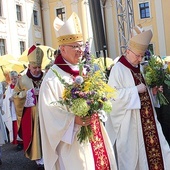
top-left (0, 18), bottom-right (6, 24)
top-left (0, 34), bottom-right (7, 39)
top-left (17, 23), bottom-right (25, 28)
top-left (15, 0), bottom-right (23, 5)
top-left (71, 0), bottom-right (79, 5)
top-left (138, 0), bottom-right (150, 2)
top-left (56, 1), bottom-right (64, 7)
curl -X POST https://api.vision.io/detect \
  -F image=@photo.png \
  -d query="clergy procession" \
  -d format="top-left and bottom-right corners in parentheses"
top-left (1, 12), bottom-right (170, 170)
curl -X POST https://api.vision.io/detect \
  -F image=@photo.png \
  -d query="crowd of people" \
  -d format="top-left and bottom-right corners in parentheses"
top-left (0, 12), bottom-right (170, 170)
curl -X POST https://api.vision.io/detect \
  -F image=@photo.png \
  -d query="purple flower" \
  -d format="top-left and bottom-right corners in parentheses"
top-left (84, 41), bottom-right (90, 55)
top-left (144, 50), bottom-right (151, 60)
top-left (101, 97), bottom-right (107, 101)
top-left (84, 65), bottom-right (91, 72)
top-left (82, 41), bottom-right (93, 73)
top-left (145, 50), bottom-right (151, 56)
top-left (86, 100), bottom-right (92, 105)
top-left (71, 87), bottom-right (79, 93)
top-left (71, 88), bottom-right (80, 98)
top-left (72, 94), bottom-right (78, 99)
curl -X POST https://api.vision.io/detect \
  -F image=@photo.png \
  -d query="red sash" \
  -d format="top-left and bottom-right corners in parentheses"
top-left (20, 107), bottom-right (32, 151)
top-left (12, 120), bottom-right (18, 144)
top-left (90, 114), bottom-right (111, 170)
top-left (10, 84), bottom-right (15, 89)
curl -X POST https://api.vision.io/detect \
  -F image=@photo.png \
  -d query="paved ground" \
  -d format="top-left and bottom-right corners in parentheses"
top-left (0, 143), bottom-right (37, 170)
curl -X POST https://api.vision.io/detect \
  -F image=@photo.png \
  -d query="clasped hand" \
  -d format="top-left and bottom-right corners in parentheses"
top-left (152, 85), bottom-right (163, 95)
top-left (137, 83), bottom-right (146, 93)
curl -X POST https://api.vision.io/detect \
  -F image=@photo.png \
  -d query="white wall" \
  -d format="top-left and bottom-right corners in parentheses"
top-left (0, 0), bottom-right (44, 58)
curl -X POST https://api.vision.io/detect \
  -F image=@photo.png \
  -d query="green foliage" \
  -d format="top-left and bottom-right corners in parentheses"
top-left (144, 55), bottom-right (169, 105)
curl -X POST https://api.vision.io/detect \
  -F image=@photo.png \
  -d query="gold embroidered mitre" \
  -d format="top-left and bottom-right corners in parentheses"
top-left (53, 12), bottom-right (83, 45)
top-left (128, 25), bottom-right (153, 54)
top-left (27, 45), bottom-right (44, 66)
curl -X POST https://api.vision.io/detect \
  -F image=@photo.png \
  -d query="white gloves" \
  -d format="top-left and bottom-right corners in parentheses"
top-left (137, 83), bottom-right (146, 93)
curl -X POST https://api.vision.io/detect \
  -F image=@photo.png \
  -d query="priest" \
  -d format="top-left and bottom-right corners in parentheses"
top-left (105, 25), bottom-right (170, 170)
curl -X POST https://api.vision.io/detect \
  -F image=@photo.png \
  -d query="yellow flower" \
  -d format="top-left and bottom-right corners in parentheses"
top-left (62, 89), bottom-right (70, 100)
top-left (83, 81), bottom-right (92, 91)
top-left (168, 64), bottom-right (170, 73)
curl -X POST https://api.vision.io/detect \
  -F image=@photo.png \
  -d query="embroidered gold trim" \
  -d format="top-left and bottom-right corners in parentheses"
top-left (131, 71), bottom-right (164, 170)
top-left (28, 47), bottom-right (43, 66)
top-left (57, 34), bottom-right (83, 45)
top-left (90, 114), bottom-right (110, 170)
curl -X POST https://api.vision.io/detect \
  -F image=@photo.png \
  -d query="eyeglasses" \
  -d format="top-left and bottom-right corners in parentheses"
top-left (129, 49), bottom-right (144, 58)
top-left (64, 44), bottom-right (86, 51)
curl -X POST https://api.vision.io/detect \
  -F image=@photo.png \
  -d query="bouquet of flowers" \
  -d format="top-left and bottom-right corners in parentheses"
top-left (143, 54), bottom-right (169, 105)
top-left (52, 42), bottom-right (117, 143)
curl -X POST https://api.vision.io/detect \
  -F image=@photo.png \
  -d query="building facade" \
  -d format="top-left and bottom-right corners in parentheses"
top-left (0, 0), bottom-right (44, 58)
top-left (133, 0), bottom-right (170, 57)
top-left (0, 0), bottom-right (169, 60)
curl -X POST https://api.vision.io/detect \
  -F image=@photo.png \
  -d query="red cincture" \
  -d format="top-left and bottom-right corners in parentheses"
top-left (90, 113), bottom-right (111, 170)
top-left (10, 84), bottom-right (15, 89)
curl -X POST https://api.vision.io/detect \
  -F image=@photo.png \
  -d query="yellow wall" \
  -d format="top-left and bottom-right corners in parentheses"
top-left (133, 1), bottom-right (157, 54)
top-left (112, 1), bottom-right (119, 56)
top-left (132, 0), bottom-right (170, 56)
top-left (162, 1), bottom-right (170, 55)
top-left (45, 0), bottom-right (170, 56)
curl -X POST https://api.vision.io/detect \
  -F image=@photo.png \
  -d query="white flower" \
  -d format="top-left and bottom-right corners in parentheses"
top-left (75, 76), bottom-right (84, 85)
top-left (163, 64), bottom-right (168, 70)
top-left (62, 76), bottom-right (74, 85)
top-left (98, 110), bottom-right (108, 122)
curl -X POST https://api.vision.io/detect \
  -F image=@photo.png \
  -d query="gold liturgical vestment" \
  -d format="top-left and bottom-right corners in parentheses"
top-left (13, 71), bottom-right (44, 160)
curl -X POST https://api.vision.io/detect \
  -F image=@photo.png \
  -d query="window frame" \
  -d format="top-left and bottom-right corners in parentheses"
top-left (16, 4), bottom-right (22, 21)
top-left (56, 7), bottom-right (66, 21)
top-left (19, 41), bottom-right (25, 55)
top-left (33, 10), bottom-right (38, 26)
top-left (0, 0), bottom-right (2, 17)
top-left (0, 39), bottom-right (6, 55)
top-left (139, 2), bottom-right (151, 19)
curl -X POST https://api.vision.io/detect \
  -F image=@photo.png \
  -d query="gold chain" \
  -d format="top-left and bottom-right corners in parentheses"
top-left (32, 79), bottom-right (43, 88)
